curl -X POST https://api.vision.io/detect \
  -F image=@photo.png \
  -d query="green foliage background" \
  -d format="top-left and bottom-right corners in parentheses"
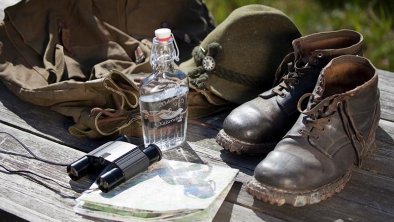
top-left (205, 0), bottom-right (394, 71)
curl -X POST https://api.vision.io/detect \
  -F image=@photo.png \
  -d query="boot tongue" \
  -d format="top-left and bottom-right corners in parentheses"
top-left (292, 39), bottom-right (311, 65)
top-left (293, 38), bottom-right (327, 67)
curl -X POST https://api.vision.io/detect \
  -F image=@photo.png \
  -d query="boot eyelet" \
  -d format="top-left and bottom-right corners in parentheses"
top-left (317, 53), bottom-right (324, 58)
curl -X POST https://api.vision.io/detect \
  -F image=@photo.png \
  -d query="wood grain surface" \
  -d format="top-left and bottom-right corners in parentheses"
top-left (0, 69), bottom-right (393, 221)
top-left (0, 1), bottom-right (393, 221)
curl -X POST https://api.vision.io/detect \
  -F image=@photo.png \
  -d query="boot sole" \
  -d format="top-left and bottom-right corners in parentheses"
top-left (246, 168), bottom-right (353, 207)
top-left (246, 137), bottom-right (378, 207)
top-left (216, 129), bottom-right (276, 155)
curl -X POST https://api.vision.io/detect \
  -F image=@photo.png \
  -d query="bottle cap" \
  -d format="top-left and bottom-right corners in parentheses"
top-left (155, 28), bottom-right (172, 41)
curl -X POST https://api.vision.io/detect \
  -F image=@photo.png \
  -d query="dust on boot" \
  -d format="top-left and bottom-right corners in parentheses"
top-left (216, 30), bottom-right (364, 155)
top-left (247, 55), bottom-right (380, 206)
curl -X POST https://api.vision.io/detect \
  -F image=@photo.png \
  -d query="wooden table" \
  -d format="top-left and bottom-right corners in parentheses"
top-left (1, 2), bottom-right (394, 221)
top-left (0, 67), bottom-right (393, 222)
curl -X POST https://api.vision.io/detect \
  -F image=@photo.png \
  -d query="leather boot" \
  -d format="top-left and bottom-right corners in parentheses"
top-left (216, 30), bottom-right (363, 155)
top-left (247, 55), bottom-right (380, 206)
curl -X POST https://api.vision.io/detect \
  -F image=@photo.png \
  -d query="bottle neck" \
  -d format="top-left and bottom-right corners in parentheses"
top-left (151, 37), bottom-right (176, 74)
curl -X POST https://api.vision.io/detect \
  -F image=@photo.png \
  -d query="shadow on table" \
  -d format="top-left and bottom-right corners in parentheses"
top-left (0, 209), bottom-right (28, 222)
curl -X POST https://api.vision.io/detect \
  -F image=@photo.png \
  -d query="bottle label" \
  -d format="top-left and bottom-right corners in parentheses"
top-left (142, 100), bottom-right (186, 128)
top-left (140, 86), bottom-right (188, 129)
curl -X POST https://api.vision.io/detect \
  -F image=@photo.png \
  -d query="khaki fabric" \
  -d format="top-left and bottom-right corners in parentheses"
top-left (0, 0), bottom-right (214, 138)
top-left (187, 83), bottom-right (232, 118)
top-left (92, 0), bottom-right (215, 62)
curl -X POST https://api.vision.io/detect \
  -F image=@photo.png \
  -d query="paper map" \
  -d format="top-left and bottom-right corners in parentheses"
top-left (75, 159), bottom-right (239, 221)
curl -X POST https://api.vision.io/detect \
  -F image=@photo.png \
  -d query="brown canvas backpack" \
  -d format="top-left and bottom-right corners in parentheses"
top-left (0, 0), bottom-right (214, 138)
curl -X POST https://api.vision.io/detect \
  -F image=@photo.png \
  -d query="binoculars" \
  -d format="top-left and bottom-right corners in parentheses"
top-left (67, 137), bottom-right (162, 193)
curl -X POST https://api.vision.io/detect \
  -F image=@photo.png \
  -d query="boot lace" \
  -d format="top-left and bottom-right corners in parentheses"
top-left (271, 62), bottom-right (308, 97)
top-left (296, 92), bottom-right (369, 164)
top-left (296, 93), bottom-right (338, 139)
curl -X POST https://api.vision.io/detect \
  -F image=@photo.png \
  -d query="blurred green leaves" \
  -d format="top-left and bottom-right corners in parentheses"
top-left (206, 0), bottom-right (393, 71)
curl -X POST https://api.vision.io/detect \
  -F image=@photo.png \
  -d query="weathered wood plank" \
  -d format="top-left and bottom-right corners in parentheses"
top-left (0, 123), bottom-right (91, 221)
top-left (338, 169), bottom-right (394, 215)
top-left (0, 197), bottom-right (58, 222)
top-left (7, 119), bottom-right (393, 222)
top-left (188, 137), bottom-right (394, 221)
top-left (1, 77), bottom-right (393, 221)
top-left (378, 69), bottom-right (394, 122)
top-left (213, 201), bottom-right (285, 222)
top-left (224, 180), bottom-right (394, 222)
top-left (361, 119), bottom-right (394, 178)
top-left (0, 122), bottom-right (266, 222)
top-left (0, 4), bottom-right (393, 218)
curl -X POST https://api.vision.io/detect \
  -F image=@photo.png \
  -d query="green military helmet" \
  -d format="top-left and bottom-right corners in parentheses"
top-left (180, 4), bottom-right (301, 104)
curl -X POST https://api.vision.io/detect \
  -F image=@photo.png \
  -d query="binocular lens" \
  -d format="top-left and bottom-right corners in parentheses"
top-left (96, 144), bottom-right (162, 193)
top-left (67, 156), bottom-right (90, 180)
top-left (97, 167), bottom-right (124, 193)
top-left (67, 140), bottom-right (163, 193)
top-left (142, 144), bottom-right (162, 164)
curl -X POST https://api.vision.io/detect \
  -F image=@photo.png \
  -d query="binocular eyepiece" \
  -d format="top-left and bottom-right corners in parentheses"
top-left (67, 137), bottom-right (162, 193)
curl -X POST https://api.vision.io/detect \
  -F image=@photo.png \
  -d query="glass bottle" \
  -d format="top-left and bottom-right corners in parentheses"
top-left (139, 28), bottom-right (189, 151)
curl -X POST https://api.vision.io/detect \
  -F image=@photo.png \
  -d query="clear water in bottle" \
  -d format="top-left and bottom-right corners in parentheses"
top-left (140, 85), bottom-right (188, 150)
top-left (139, 28), bottom-right (188, 151)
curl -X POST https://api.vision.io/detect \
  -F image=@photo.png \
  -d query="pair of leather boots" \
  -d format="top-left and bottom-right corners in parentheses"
top-left (216, 30), bottom-right (380, 206)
